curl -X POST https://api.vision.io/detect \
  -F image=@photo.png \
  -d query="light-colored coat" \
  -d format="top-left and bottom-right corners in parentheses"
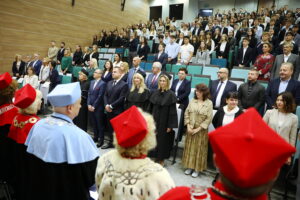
top-left (23, 75), bottom-right (39, 89)
top-left (263, 109), bottom-right (298, 146)
top-left (195, 50), bottom-right (211, 65)
top-left (271, 53), bottom-right (300, 80)
top-left (95, 150), bottom-right (175, 200)
top-left (48, 46), bottom-right (59, 61)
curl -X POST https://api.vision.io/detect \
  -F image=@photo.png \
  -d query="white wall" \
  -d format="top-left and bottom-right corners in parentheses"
top-left (198, 0), bottom-right (258, 13)
top-left (275, 0), bottom-right (300, 11)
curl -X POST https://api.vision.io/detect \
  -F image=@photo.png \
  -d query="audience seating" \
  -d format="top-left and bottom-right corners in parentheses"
top-left (231, 67), bottom-right (250, 82)
top-left (202, 66), bottom-right (219, 80)
top-left (116, 48), bottom-right (124, 54)
top-left (229, 78), bottom-right (245, 89)
top-left (189, 88), bottom-right (195, 100)
top-left (166, 64), bottom-right (172, 72)
top-left (191, 75), bottom-right (210, 88)
top-left (103, 53), bottom-right (113, 60)
top-left (211, 51), bottom-right (216, 60)
top-left (144, 62), bottom-right (153, 71)
top-left (107, 48), bottom-right (116, 53)
top-left (148, 40), bottom-right (154, 52)
top-left (61, 75), bottom-right (72, 84)
top-left (99, 48), bottom-right (108, 53)
top-left (72, 66), bottom-right (82, 78)
top-left (171, 64), bottom-right (186, 74)
top-left (211, 58), bottom-right (227, 68)
top-left (123, 48), bottom-right (129, 57)
top-left (187, 65), bottom-right (203, 75)
top-left (140, 61), bottom-right (146, 69)
top-left (174, 74), bottom-right (192, 81)
top-left (147, 54), bottom-right (155, 62)
top-left (228, 50), bottom-right (234, 68)
top-left (257, 80), bottom-right (269, 89)
top-left (98, 59), bottom-right (106, 69)
top-left (99, 54), bottom-right (104, 59)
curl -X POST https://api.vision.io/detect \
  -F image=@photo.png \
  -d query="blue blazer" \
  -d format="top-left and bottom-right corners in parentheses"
top-left (265, 78), bottom-right (300, 109)
top-left (88, 80), bottom-right (107, 109)
top-left (145, 73), bottom-right (159, 92)
top-left (210, 80), bottom-right (237, 108)
top-left (104, 80), bottom-right (129, 114)
top-left (29, 60), bottom-right (43, 75)
top-left (127, 67), bottom-right (146, 89)
top-left (171, 78), bottom-right (191, 108)
top-left (101, 71), bottom-right (112, 83)
top-left (154, 52), bottom-right (168, 70)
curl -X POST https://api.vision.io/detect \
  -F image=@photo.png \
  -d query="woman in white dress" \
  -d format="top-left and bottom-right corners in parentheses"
top-left (23, 66), bottom-right (39, 89)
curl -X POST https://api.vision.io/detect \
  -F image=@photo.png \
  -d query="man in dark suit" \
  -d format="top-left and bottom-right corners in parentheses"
top-left (127, 57), bottom-right (146, 89)
top-left (192, 23), bottom-right (202, 36)
top-left (154, 43), bottom-right (168, 71)
top-left (266, 63), bottom-right (300, 109)
top-left (271, 42), bottom-right (300, 80)
top-left (220, 21), bottom-right (228, 35)
top-left (210, 68), bottom-right (237, 109)
top-left (29, 53), bottom-right (43, 75)
top-left (171, 67), bottom-right (191, 141)
top-left (145, 62), bottom-right (162, 93)
top-left (235, 38), bottom-right (253, 67)
top-left (103, 67), bottom-right (129, 149)
top-left (88, 69), bottom-right (107, 148)
top-left (56, 42), bottom-right (65, 64)
top-left (233, 24), bottom-right (242, 46)
top-left (238, 68), bottom-right (265, 112)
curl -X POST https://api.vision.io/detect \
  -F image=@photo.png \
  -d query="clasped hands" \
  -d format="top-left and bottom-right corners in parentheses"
top-left (187, 125), bottom-right (201, 135)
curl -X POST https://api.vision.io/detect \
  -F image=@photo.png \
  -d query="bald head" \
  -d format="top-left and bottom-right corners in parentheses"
top-left (217, 68), bottom-right (229, 81)
top-left (132, 56), bottom-right (141, 68)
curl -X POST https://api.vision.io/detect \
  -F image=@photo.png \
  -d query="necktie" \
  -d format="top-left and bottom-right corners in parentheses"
top-left (214, 81), bottom-right (224, 103)
top-left (93, 80), bottom-right (98, 90)
top-left (151, 74), bottom-right (157, 86)
top-left (113, 80), bottom-right (116, 86)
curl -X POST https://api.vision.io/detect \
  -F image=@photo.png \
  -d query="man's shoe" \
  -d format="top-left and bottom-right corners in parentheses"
top-left (101, 143), bottom-right (113, 149)
top-left (97, 140), bottom-right (104, 148)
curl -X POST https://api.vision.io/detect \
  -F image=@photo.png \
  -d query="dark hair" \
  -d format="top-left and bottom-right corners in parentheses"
top-left (51, 60), bottom-right (57, 68)
top-left (178, 67), bottom-right (188, 74)
top-left (194, 83), bottom-right (210, 100)
top-left (104, 60), bottom-right (113, 72)
top-left (158, 35), bottom-right (164, 39)
top-left (27, 66), bottom-right (35, 74)
top-left (274, 92), bottom-right (296, 113)
top-left (262, 42), bottom-right (273, 51)
top-left (0, 80), bottom-right (18, 105)
top-left (242, 37), bottom-right (250, 42)
top-left (61, 42), bottom-right (65, 46)
top-left (158, 43), bottom-right (166, 48)
top-left (183, 36), bottom-right (190, 40)
top-left (114, 53), bottom-right (122, 62)
top-left (170, 35), bottom-right (176, 39)
top-left (285, 31), bottom-right (294, 37)
top-left (226, 92), bottom-right (239, 100)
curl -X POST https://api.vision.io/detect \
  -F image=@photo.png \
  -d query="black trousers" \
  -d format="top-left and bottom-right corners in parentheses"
top-left (89, 107), bottom-right (105, 142)
top-left (106, 112), bottom-right (119, 144)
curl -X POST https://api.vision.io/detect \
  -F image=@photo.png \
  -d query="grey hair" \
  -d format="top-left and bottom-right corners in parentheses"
top-left (152, 61), bottom-right (162, 69)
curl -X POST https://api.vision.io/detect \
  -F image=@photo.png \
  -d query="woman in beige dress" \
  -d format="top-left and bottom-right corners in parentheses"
top-left (182, 83), bottom-right (213, 178)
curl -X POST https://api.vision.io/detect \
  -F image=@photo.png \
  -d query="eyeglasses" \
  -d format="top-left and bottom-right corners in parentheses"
top-left (217, 71), bottom-right (226, 74)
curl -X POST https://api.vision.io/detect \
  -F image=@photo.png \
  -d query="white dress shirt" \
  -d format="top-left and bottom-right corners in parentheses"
top-left (215, 80), bottom-right (228, 108)
top-left (284, 53), bottom-right (291, 63)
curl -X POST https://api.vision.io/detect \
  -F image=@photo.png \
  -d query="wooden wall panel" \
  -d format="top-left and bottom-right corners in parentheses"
top-left (0, 0), bottom-right (149, 73)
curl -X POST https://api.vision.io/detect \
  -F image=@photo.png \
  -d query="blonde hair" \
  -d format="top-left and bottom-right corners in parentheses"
top-left (78, 71), bottom-right (88, 80)
top-left (130, 73), bottom-right (147, 93)
top-left (20, 90), bottom-right (42, 115)
top-left (84, 46), bottom-right (90, 54)
top-left (15, 54), bottom-right (22, 61)
top-left (90, 58), bottom-right (98, 69)
top-left (158, 74), bottom-right (170, 91)
top-left (120, 62), bottom-right (129, 73)
top-left (114, 108), bottom-right (157, 157)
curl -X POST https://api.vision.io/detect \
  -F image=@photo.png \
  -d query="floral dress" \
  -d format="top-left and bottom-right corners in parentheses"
top-left (254, 53), bottom-right (275, 81)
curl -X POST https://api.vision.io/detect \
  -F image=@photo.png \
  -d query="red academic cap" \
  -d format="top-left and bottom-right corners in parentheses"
top-left (14, 84), bottom-right (36, 109)
top-left (158, 187), bottom-right (191, 200)
top-left (0, 72), bottom-right (13, 89)
top-left (209, 108), bottom-right (296, 188)
top-left (110, 106), bottom-right (148, 148)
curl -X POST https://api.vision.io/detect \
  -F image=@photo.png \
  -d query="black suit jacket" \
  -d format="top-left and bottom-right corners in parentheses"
top-left (234, 30), bottom-right (242, 45)
top-left (210, 80), bottom-right (237, 108)
top-left (235, 47), bottom-right (253, 67)
top-left (57, 48), bottom-right (65, 62)
top-left (238, 81), bottom-right (265, 110)
top-left (212, 107), bottom-right (243, 128)
top-left (87, 80), bottom-right (107, 109)
top-left (220, 27), bottom-right (228, 35)
top-left (104, 80), bottom-right (129, 115)
top-left (49, 68), bottom-right (61, 91)
top-left (265, 78), bottom-right (300, 109)
top-left (154, 52), bottom-right (168, 70)
top-left (192, 28), bottom-right (201, 36)
top-left (216, 42), bottom-right (230, 59)
top-left (170, 79), bottom-right (191, 109)
top-left (12, 61), bottom-right (26, 76)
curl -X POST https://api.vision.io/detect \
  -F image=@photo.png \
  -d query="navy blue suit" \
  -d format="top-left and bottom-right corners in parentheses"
top-left (88, 79), bottom-right (107, 142)
top-left (145, 73), bottom-right (160, 93)
top-left (265, 78), bottom-right (300, 109)
top-left (210, 80), bottom-right (237, 108)
top-left (170, 78), bottom-right (191, 109)
top-left (104, 79), bottom-right (129, 144)
top-left (101, 71), bottom-right (112, 83)
top-left (154, 52), bottom-right (168, 71)
top-left (29, 60), bottom-right (43, 75)
top-left (49, 68), bottom-right (60, 92)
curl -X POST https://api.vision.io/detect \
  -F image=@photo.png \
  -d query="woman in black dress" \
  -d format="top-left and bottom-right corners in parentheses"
top-left (73, 69), bottom-right (90, 131)
top-left (149, 74), bottom-right (178, 166)
top-left (137, 36), bottom-right (150, 61)
top-left (125, 72), bottom-right (150, 111)
top-left (12, 54), bottom-right (26, 79)
top-left (102, 60), bottom-right (113, 83)
top-left (72, 45), bottom-right (83, 66)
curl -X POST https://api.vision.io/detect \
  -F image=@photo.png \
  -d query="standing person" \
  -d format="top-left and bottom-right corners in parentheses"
top-left (137, 36), bottom-right (150, 61)
top-left (195, 41), bottom-right (211, 65)
top-left (212, 92), bottom-right (243, 129)
top-left (165, 35), bottom-right (180, 64)
top-left (90, 44), bottom-right (99, 61)
top-left (145, 62), bottom-right (162, 93)
top-left (56, 42), bottom-right (65, 64)
top-left (216, 34), bottom-right (230, 59)
top-left (119, 61), bottom-right (129, 82)
top-left (128, 34), bottom-right (139, 67)
top-left (264, 92), bottom-right (298, 150)
top-left (86, 58), bottom-right (98, 80)
top-left (88, 69), bottom-right (106, 147)
top-left (103, 67), bottom-right (129, 149)
top-left (253, 43), bottom-right (275, 81)
top-left (0, 73), bottom-right (18, 184)
top-left (112, 53), bottom-right (123, 68)
top-left (23, 66), bottom-right (39, 89)
top-left (149, 74), bottom-right (178, 166)
top-left (125, 72), bottom-right (150, 111)
top-left (127, 57), bottom-right (146, 89)
top-left (182, 84), bottom-right (213, 178)
top-left (178, 36), bottom-right (194, 65)
top-left (210, 68), bottom-right (237, 110)
top-left (95, 106), bottom-right (175, 200)
top-left (12, 54), bottom-right (25, 78)
top-left (235, 38), bottom-right (253, 67)
top-left (82, 46), bottom-right (90, 67)
top-left (49, 61), bottom-right (60, 93)
top-left (72, 45), bottom-right (83, 66)
top-left (29, 53), bottom-right (43, 75)
top-left (265, 63), bottom-right (300, 109)
top-left (238, 68), bottom-right (265, 111)
top-left (61, 49), bottom-right (73, 74)
top-left (24, 82), bottom-right (99, 200)
top-left (102, 60), bottom-right (113, 83)
top-left (8, 84), bottom-right (42, 199)
top-left (154, 43), bottom-right (168, 71)
top-left (73, 69), bottom-right (90, 132)
top-left (47, 41), bottom-right (59, 62)
top-left (38, 57), bottom-right (51, 84)
top-left (159, 108), bottom-right (296, 200)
